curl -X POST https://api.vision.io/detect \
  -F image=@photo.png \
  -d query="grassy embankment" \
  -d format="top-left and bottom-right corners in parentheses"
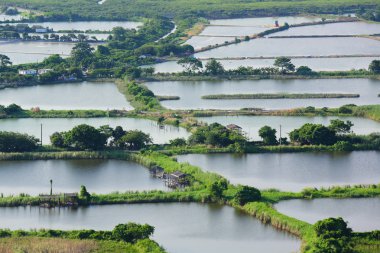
top-left (1, 150), bottom-right (379, 251)
top-left (0, 237), bottom-right (165, 253)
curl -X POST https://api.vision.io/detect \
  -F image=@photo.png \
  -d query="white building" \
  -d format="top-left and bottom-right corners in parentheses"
top-left (38, 69), bottom-right (53, 75)
top-left (18, 69), bottom-right (37, 75)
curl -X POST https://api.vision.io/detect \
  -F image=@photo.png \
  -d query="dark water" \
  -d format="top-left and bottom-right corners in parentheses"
top-left (177, 152), bottom-right (380, 191)
top-left (0, 203), bottom-right (301, 253)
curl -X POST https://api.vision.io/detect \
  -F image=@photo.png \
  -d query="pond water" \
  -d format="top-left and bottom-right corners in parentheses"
top-left (185, 36), bottom-right (231, 50)
top-left (145, 79), bottom-right (380, 110)
top-left (195, 37), bottom-right (380, 58)
top-left (0, 203), bottom-right (301, 253)
top-left (274, 22), bottom-right (380, 36)
top-left (0, 81), bottom-right (132, 110)
top-left (0, 41), bottom-right (77, 64)
top-left (209, 16), bottom-right (322, 27)
top-left (0, 117), bottom-right (189, 144)
top-left (177, 151), bottom-right (380, 191)
top-left (275, 198), bottom-right (380, 232)
top-left (150, 57), bottom-right (377, 73)
top-left (195, 115), bottom-right (380, 140)
top-left (22, 21), bottom-right (141, 32)
top-left (0, 159), bottom-right (165, 195)
top-left (201, 26), bottom-right (269, 37)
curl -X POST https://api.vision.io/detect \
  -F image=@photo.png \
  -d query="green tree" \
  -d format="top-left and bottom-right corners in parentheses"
top-left (0, 54), bottom-right (12, 69)
top-left (63, 124), bottom-right (106, 150)
top-left (289, 123), bottom-right (337, 145)
top-left (296, 66), bottom-right (314, 76)
top-left (274, 57), bottom-right (295, 74)
top-left (204, 59), bottom-right (225, 75)
top-left (369, 60), bottom-right (380, 74)
top-left (71, 42), bottom-right (94, 68)
top-left (0, 132), bottom-right (38, 152)
top-left (79, 185), bottom-right (91, 202)
top-left (314, 217), bottom-right (354, 253)
top-left (208, 179), bottom-right (228, 198)
top-left (50, 132), bottom-right (65, 148)
top-left (112, 223), bottom-right (154, 243)
top-left (328, 119), bottom-right (353, 135)
top-left (4, 104), bottom-right (22, 115)
top-left (118, 130), bottom-right (152, 150)
top-left (234, 185), bottom-right (261, 205)
top-left (258, 126), bottom-right (278, 145)
top-left (177, 57), bottom-right (203, 73)
top-left (169, 138), bottom-right (187, 146)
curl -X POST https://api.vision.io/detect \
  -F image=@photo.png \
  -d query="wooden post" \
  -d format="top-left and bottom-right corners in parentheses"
top-left (50, 179), bottom-right (53, 196)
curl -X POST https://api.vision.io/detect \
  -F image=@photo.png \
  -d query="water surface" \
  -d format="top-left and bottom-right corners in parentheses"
top-left (275, 22), bottom-right (380, 36)
top-left (0, 203), bottom-right (301, 253)
top-left (196, 115), bottom-right (380, 140)
top-left (0, 81), bottom-right (132, 110)
top-left (177, 152), bottom-right (380, 191)
top-left (0, 159), bottom-right (165, 195)
top-left (0, 117), bottom-right (189, 144)
top-left (145, 79), bottom-right (380, 110)
top-left (195, 37), bottom-right (380, 58)
top-left (275, 198), bottom-right (380, 232)
top-left (0, 41), bottom-right (76, 64)
top-left (210, 16), bottom-right (322, 26)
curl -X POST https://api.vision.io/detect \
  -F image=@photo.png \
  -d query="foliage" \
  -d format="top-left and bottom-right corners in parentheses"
top-left (177, 57), bottom-right (203, 73)
top-left (274, 57), bottom-right (295, 74)
top-left (313, 218), bottom-right (354, 253)
top-left (0, 132), bottom-right (39, 152)
top-left (233, 185), bottom-right (261, 205)
top-left (369, 60), bottom-right (380, 74)
top-left (188, 122), bottom-right (247, 147)
top-left (208, 179), bottom-right (228, 199)
top-left (258, 126), bottom-right (278, 145)
top-left (289, 123), bottom-right (337, 145)
top-left (204, 59), bottom-right (225, 75)
top-left (117, 130), bottom-right (152, 150)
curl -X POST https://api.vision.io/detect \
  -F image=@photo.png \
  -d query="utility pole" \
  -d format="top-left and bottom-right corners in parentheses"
top-left (279, 124), bottom-right (282, 146)
top-left (40, 123), bottom-right (43, 146)
top-left (50, 179), bottom-right (53, 196)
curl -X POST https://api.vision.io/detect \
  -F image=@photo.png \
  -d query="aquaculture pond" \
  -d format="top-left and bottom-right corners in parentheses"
top-left (150, 57), bottom-right (377, 73)
top-left (273, 21), bottom-right (380, 36)
top-left (0, 81), bottom-right (132, 110)
top-left (0, 117), bottom-right (189, 144)
top-left (145, 79), bottom-right (380, 110)
top-left (195, 115), bottom-right (380, 140)
top-left (21, 21), bottom-right (141, 32)
top-left (0, 159), bottom-right (165, 195)
top-left (275, 198), bottom-right (380, 232)
top-left (0, 203), bottom-right (301, 253)
top-left (177, 151), bottom-right (380, 192)
top-left (0, 41), bottom-right (78, 65)
top-left (209, 16), bottom-right (322, 27)
top-left (195, 37), bottom-right (380, 59)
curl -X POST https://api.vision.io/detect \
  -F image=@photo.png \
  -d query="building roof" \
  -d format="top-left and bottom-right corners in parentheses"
top-left (170, 171), bottom-right (186, 178)
top-left (226, 124), bottom-right (242, 130)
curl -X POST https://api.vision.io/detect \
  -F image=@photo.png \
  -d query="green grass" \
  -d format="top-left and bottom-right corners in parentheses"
top-left (201, 93), bottom-right (360, 99)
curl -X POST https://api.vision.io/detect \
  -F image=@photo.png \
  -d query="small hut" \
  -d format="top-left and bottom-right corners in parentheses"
top-left (226, 124), bottom-right (242, 132)
top-left (150, 166), bottom-right (166, 178)
top-left (165, 171), bottom-right (189, 188)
